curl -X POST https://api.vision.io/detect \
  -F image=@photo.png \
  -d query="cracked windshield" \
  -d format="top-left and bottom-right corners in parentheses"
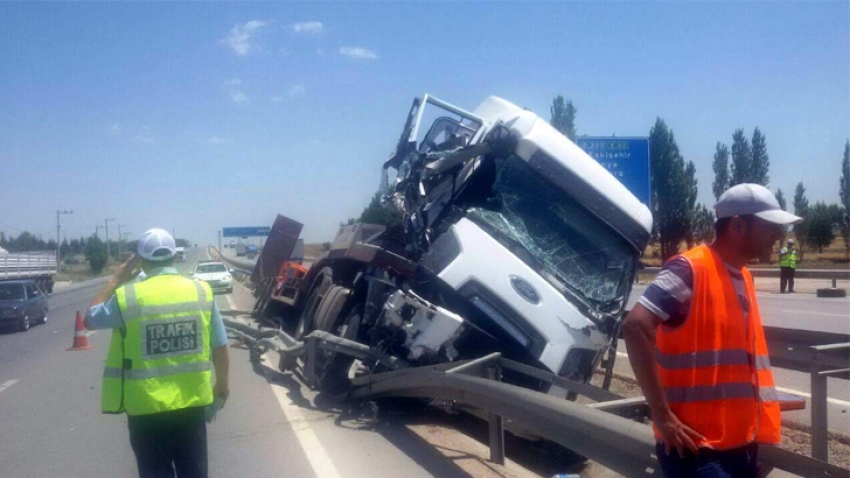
top-left (0, 2), bottom-right (847, 478)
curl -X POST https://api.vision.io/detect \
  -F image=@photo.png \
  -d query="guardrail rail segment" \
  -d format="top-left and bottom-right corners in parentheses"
top-left (224, 316), bottom-right (850, 478)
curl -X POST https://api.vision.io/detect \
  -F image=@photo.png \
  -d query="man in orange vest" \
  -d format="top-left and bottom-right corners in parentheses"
top-left (623, 183), bottom-right (802, 477)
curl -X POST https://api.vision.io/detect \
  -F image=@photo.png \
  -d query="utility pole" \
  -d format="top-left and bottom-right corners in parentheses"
top-left (122, 232), bottom-right (132, 253)
top-left (95, 225), bottom-right (104, 238)
top-left (105, 218), bottom-right (115, 262)
top-left (217, 230), bottom-right (222, 251)
top-left (56, 209), bottom-right (73, 267)
top-left (117, 224), bottom-right (126, 254)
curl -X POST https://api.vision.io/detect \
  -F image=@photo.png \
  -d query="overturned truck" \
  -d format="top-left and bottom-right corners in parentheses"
top-left (254, 94), bottom-right (652, 396)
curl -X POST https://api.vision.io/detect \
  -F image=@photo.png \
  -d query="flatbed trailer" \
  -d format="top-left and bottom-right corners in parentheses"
top-left (0, 252), bottom-right (57, 293)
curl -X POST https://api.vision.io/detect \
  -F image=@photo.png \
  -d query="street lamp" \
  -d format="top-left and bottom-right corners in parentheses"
top-left (105, 218), bottom-right (115, 261)
top-left (117, 224), bottom-right (127, 254)
top-left (95, 225), bottom-right (104, 238)
top-left (56, 209), bottom-right (73, 267)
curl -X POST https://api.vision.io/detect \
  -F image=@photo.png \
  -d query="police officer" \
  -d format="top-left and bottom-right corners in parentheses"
top-left (779, 238), bottom-right (798, 293)
top-left (85, 228), bottom-right (230, 478)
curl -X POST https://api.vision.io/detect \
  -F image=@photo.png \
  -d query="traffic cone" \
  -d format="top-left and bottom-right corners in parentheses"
top-left (67, 310), bottom-right (93, 351)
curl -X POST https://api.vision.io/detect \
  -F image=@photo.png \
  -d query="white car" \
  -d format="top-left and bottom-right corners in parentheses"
top-left (190, 261), bottom-right (232, 294)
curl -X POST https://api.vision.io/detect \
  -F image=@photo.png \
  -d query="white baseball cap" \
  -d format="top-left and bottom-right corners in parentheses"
top-left (138, 228), bottom-right (176, 261)
top-left (714, 184), bottom-right (803, 225)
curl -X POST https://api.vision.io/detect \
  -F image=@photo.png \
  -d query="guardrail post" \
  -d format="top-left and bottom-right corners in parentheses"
top-left (810, 368), bottom-right (829, 462)
top-left (487, 365), bottom-right (505, 465)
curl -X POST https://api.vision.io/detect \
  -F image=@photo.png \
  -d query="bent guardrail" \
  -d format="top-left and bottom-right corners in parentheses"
top-left (224, 316), bottom-right (849, 478)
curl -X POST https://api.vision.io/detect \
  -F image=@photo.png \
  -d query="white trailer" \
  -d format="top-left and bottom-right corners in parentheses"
top-left (0, 252), bottom-right (58, 293)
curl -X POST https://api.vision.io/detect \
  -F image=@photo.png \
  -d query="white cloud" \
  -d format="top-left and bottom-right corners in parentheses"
top-left (339, 46), bottom-right (377, 60)
top-left (225, 78), bottom-right (247, 103)
top-left (231, 91), bottom-right (247, 103)
top-left (288, 83), bottom-right (306, 98)
top-left (316, 48), bottom-right (326, 57)
top-left (134, 134), bottom-right (154, 144)
top-left (110, 123), bottom-right (121, 133)
top-left (271, 96), bottom-right (284, 103)
top-left (207, 136), bottom-right (232, 145)
top-left (221, 20), bottom-right (271, 56)
top-left (292, 21), bottom-right (324, 34)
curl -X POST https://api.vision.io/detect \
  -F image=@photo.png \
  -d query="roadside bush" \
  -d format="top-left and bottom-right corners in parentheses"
top-left (85, 235), bottom-right (108, 273)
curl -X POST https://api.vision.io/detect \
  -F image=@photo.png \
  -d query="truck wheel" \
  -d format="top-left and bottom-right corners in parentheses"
top-left (293, 270), bottom-right (333, 341)
top-left (315, 299), bottom-right (359, 396)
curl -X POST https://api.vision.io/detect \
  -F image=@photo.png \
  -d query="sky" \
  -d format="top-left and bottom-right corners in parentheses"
top-left (1, 1), bottom-right (848, 246)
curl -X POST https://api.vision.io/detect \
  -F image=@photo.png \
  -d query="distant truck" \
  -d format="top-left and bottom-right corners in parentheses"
top-left (0, 252), bottom-right (57, 293)
top-left (236, 243), bottom-right (247, 257)
top-left (175, 247), bottom-right (186, 262)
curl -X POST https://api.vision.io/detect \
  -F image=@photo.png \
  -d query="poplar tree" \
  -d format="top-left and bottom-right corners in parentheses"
top-left (750, 127), bottom-right (770, 186)
top-left (793, 182), bottom-right (809, 259)
top-left (730, 129), bottom-right (752, 186)
top-left (649, 118), bottom-right (691, 261)
top-left (550, 95), bottom-right (577, 141)
top-left (839, 140), bottom-right (850, 260)
top-left (712, 142), bottom-right (730, 200)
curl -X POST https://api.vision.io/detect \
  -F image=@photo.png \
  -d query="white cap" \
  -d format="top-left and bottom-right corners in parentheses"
top-left (137, 228), bottom-right (176, 261)
top-left (714, 184), bottom-right (803, 225)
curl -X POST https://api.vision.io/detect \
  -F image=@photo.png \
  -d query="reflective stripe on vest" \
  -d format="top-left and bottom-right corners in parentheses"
top-left (101, 275), bottom-right (214, 416)
top-left (655, 349), bottom-right (772, 370)
top-left (654, 245), bottom-right (781, 448)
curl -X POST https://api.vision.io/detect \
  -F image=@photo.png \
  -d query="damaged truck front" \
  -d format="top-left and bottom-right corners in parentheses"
top-left (278, 94), bottom-right (653, 396)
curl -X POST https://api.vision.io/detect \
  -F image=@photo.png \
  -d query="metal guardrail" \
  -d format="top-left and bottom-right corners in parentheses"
top-left (224, 316), bottom-right (850, 478)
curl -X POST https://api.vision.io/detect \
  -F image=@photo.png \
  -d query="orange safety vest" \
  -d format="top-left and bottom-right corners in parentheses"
top-left (654, 245), bottom-right (781, 449)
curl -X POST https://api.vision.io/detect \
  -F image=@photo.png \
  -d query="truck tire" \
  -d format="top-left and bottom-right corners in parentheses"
top-left (293, 269), bottom-right (334, 340)
top-left (314, 296), bottom-right (358, 396)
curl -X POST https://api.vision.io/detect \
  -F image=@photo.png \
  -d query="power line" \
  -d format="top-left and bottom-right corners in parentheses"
top-left (0, 219), bottom-right (24, 233)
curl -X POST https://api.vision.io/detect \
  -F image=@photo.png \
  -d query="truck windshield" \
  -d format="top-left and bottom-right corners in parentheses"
top-left (468, 155), bottom-right (636, 310)
top-left (0, 284), bottom-right (26, 301)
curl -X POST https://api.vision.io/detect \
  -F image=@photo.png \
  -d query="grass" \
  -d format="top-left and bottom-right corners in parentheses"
top-left (55, 261), bottom-right (120, 283)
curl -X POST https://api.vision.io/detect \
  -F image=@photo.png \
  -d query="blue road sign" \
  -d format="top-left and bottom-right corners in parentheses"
top-left (222, 226), bottom-right (271, 238)
top-left (576, 137), bottom-right (651, 207)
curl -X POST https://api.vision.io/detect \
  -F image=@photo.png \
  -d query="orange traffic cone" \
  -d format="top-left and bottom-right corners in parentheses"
top-left (67, 310), bottom-right (93, 351)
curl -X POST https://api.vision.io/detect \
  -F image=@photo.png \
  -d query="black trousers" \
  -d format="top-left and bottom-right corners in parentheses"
top-left (780, 266), bottom-right (795, 293)
top-left (127, 407), bottom-right (208, 478)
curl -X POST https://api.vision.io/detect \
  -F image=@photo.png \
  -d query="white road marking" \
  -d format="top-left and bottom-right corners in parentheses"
top-left (780, 309), bottom-right (849, 318)
top-left (612, 351), bottom-right (850, 406)
top-left (0, 379), bottom-right (19, 395)
top-left (225, 294), bottom-right (236, 311)
top-left (264, 355), bottom-right (343, 478)
top-left (775, 386), bottom-right (850, 408)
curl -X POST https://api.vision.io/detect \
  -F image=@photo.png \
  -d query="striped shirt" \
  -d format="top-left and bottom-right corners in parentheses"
top-left (639, 257), bottom-right (749, 328)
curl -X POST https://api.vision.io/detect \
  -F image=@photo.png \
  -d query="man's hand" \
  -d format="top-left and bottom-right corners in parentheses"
top-left (114, 254), bottom-right (141, 284)
top-left (213, 380), bottom-right (229, 406)
top-left (654, 409), bottom-right (705, 458)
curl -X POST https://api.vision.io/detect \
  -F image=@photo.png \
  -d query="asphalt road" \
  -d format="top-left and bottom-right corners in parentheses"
top-left (0, 248), bottom-right (539, 478)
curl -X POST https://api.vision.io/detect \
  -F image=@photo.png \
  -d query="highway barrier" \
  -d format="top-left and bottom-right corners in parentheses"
top-left (224, 316), bottom-right (850, 477)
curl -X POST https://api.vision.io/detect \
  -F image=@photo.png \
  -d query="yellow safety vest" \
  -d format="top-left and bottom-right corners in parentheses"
top-left (779, 249), bottom-right (797, 269)
top-left (101, 274), bottom-right (214, 416)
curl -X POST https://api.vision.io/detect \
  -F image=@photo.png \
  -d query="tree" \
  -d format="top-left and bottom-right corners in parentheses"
top-left (684, 160), bottom-right (699, 247)
top-left (793, 182), bottom-right (810, 259)
top-left (60, 239), bottom-right (70, 257)
top-left (712, 142), bottom-right (730, 200)
top-left (839, 140), bottom-right (850, 261)
top-left (807, 202), bottom-right (836, 253)
top-left (730, 128), bottom-right (752, 186)
top-left (649, 118), bottom-right (691, 261)
top-left (321, 242), bottom-right (331, 252)
top-left (550, 95), bottom-right (577, 141)
top-left (358, 191), bottom-right (403, 227)
top-left (85, 235), bottom-right (108, 274)
top-left (775, 188), bottom-right (788, 242)
top-left (690, 204), bottom-right (715, 245)
top-left (749, 127), bottom-right (770, 186)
